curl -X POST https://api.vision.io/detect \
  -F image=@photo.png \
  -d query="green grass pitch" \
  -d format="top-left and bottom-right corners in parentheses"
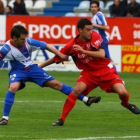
top-left (0, 70), bottom-right (140, 140)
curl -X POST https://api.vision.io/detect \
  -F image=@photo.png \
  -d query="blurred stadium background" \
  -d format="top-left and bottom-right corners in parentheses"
top-left (1, 0), bottom-right (122, 16)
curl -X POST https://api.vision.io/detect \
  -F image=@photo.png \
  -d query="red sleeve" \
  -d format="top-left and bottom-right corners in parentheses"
top-left (54, 39), bottom-right (74, 63)
top-left (91, 31), bottom-right (103, 49)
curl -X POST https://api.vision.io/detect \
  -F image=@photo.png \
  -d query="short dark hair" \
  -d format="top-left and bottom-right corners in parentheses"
top-left (7, 5), bottom-right (12, 11)
top-left (77, 18), bottom-right (92, 30)
top-left (90, 0), bottom-right (100, 7)
top-left (10, 25), bottom-right (28, 38)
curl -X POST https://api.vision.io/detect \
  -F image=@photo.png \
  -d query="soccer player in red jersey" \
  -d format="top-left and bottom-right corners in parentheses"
top-left (40, 18), bottom-right (140, 126)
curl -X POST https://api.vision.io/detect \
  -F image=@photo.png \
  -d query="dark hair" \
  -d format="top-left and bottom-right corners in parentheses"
top-left (10, 25), bottom-right (28, 38)
top-left (90, 0), bottom-right (100, 7)
top-left (77, 18), bottom-right (92, 30)
top-left (7, 5), bottom-right (12, 11)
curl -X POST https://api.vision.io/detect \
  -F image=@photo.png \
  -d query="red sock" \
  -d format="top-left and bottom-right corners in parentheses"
top-left (60, 93), bottom-right (77, 122)
top-left (119, 92), bottom-right (129, 107)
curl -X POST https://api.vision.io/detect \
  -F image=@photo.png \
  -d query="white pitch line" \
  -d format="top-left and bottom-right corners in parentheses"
top-left (0, 135), bottom-right (30, 138)
top-left (50, 136), bottom-right (140, 140)
top-left (0, 135), bottom-right (139, 140)
top-left (38, 136), bottom-right (140, 140)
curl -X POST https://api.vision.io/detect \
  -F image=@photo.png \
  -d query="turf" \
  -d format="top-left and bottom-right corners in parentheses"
top-left (0, 70), bottom-right (140, 140)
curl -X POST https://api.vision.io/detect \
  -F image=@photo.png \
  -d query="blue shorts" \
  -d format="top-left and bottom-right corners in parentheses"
top-left (102, 42), bottom-right (117, 70)
top-left (102, 42), bottom-right (110, 59)
top-left (9, 64), bottom-right (55, 90)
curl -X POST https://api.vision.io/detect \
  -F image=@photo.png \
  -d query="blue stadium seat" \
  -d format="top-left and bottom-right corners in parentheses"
top-left (52, 1), bottom-right (80, 6)
top-left (44, 6), bottom-right (74, 12)
top-left (40, 12), bottom-right (67, 16)
top-left (42, 0), bottom-right (81, 16)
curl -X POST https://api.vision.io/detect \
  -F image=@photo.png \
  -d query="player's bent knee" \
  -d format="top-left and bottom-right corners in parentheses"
top-left (9, 86), bottom-right (18, 93)
top-left (73, 88), bottom-right (82, 96)
top-left (118, 89), bottom-right (128, 97)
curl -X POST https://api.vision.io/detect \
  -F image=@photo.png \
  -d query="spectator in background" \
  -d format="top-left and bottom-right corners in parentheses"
top-left (127, 0), bottom-right (140, 17)
top-left (90, 1), bottom-right (111, 60)
top-left (109, 0), bottom-right (127, 17)
top-left (13, 0), bottom-right (29, 15)
top-left (0, 0), bottom-right (4, 14)
top-left (5, 6), bottom-right (13, 15)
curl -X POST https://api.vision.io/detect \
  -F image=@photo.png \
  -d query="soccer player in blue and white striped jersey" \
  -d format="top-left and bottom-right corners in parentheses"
top-left (90, 0), bottom-right (110, 59)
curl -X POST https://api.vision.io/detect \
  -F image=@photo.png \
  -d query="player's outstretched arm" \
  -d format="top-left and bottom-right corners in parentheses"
top-left (46, 44), bottom-right (68, 61)
top-left (39, 58), bottom-right (55, 68)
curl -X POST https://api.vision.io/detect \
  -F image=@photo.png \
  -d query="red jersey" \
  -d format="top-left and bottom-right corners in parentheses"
top-left (54, 31), bottom-right (111, 71)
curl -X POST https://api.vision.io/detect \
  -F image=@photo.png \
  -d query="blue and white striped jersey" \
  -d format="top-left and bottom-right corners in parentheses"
top-left (91, 11), bottom-right (109, 43)
top-left (0, 38), bottom-right (47, 70)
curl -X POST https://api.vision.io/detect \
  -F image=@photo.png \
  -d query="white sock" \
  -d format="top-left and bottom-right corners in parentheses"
top-left (82, 97), bottom-right (88, 103)
top-left (3, 116), bottom-right (9, 120)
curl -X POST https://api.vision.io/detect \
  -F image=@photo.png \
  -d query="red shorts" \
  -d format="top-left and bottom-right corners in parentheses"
top-left (77, 66), bottom-right (123, 96)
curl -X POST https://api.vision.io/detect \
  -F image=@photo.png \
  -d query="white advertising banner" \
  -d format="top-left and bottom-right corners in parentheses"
top-left (109, 45), bottom-right (122, 72)
top-left (0, 16), bottom-right (6, 44)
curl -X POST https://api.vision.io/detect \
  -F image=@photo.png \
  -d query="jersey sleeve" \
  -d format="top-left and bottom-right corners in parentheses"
top-left (97, 12), bottom-right (107, 26)
top-left (91, 31), bottom-right (103, 49)
top-left (26, 38), bottom-right (47, 51)
top-left (0, 44), bottom-right (11, 61)
top-left (54, 39), bottom-right (74, 63)
top-left (0, 44), bottom-right (11, 68)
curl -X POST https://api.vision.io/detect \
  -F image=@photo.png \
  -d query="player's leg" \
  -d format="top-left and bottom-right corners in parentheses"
top-left (99, 67), bottom-right (140, 115)
top-left (43, 80), bottom-right (88, 103)
top-left (0, 82), bottom-right (21, 125)
top-left (29, 66), bottom-right (78, 98)
top-left (52, 81), bottom-right (88, 126)
top-left (52, 72), bottom-right (100, 126)
top-left (29, 65), bottom-right (70, 95)
top-left (31, 65), bottom-right (99, 105)
top-left (112, 83), bottom-right (140, 114)
top-left (112, 83), bottom-right (129, 106)
top-left (0, 70), bottom-right (28, 125)
top-left (43, 76), bottom-right (100, 106)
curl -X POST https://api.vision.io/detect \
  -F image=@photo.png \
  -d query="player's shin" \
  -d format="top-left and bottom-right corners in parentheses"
top-left (60, 84), bottom-right (87, 102)
top-left (119, 92), bottom-right (130, 107)
top-left (60, 84), bottom-right (73, 95)
top-left (78, 95), bottom-right (88, 102)
top-left (3, 91), bottom-right (15, 120)
top-left (60, 93), bottom-right (77, 122)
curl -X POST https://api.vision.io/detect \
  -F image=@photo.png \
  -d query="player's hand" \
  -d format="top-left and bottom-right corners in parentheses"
top-left (92, 23), bottom-right (98, 28)
top-left (73, 45), bottom-right (85, 53)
